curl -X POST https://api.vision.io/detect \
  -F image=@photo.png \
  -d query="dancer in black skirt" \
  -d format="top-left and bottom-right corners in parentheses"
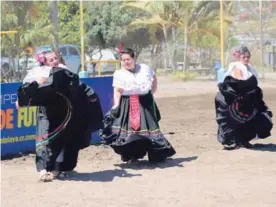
top-left (215, 46), bottom-right (273, 149)
top-left (17, 52), bottom-right (103, 182)
top-left (100, 48), bottom-right (175, 163)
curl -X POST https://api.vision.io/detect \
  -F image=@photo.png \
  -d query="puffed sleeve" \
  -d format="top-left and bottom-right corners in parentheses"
top-left (112, 70), bottom-right (125, 88)
top-left (140, 63), bottom-right (155, 79)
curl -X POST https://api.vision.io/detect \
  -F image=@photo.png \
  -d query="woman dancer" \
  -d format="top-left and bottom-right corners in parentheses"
top-left (215, 46), bottom-right (273, 149)
top-left (100, 48), bottom-right (175, 163)
top-left (17, 51), bottom-right (103, 181)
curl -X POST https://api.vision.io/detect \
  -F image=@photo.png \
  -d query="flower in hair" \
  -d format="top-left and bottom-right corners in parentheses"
top-left (232, 50), bottom-right (240, 58)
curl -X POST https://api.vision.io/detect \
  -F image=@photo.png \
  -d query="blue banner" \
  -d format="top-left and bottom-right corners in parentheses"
top-left (1, 77), bottom-right (113, 157)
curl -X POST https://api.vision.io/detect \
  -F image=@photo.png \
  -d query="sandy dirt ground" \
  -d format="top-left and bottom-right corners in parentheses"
top-left (1, 78), bottom-right (276, 207)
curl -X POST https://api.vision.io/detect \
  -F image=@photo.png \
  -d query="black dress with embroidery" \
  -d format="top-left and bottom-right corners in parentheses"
top-left (215, 75), bottom-right (273, 146)
top-left (17, 67), bottom-right (103, 172)
top-left (100, 91), bottom-right (176, 162)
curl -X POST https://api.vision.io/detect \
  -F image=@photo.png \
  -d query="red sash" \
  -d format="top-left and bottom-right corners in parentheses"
top-left (130, 95), bottom-right (140, 131)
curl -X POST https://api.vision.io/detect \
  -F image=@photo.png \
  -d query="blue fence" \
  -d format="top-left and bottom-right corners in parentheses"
top-left (1, 77), bottom-right (113, 157)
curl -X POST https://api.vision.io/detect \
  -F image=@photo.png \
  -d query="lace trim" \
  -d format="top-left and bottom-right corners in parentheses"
top-left (112, 64), bottom-right (155, 95)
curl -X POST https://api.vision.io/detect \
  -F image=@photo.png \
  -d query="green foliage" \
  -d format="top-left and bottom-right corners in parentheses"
top-left (58, 1), bottom-right (81, 44)
top-left (169, 70), bottom-right (199, 81)
top-left (121, 1), bottom-right (234, 70)
top-left (84, 1), bottom-right (151, 53)
top-left (0, 0), bottom-right (239, 71)
top-left (1, 1), bottom-right (53, 54)
top-left (85, 1), bottom-right (128, 47)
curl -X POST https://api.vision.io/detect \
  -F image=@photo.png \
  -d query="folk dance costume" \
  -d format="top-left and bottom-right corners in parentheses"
top-left (17, 67), bottom-right (103, 181)
top-left (100, 63), bottom-right (176, 162)
top-left (215, 62), bottom-right (273, 148)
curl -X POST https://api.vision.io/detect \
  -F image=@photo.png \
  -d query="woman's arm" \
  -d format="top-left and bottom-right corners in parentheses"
top-left (231, 66), bottom-right (243, 80)
top-left (37, 77), bottom-right (48, 84)
top-left (16, 79), bottom-right (46, 109)
top-left (113, 87), bottom-right (123, 108)
top-left (152, 75), bottom-right (157, 94)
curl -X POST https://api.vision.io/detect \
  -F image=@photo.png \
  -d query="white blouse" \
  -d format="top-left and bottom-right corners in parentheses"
top-left (224, 61), bottom-right (258, 81)
top-left (23, 64), bottom-right (69, 84)
top-left (112, 63), bottom-right (155, 95)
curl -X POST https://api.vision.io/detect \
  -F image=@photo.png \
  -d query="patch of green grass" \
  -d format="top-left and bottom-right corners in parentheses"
top-left (156, 68), bottom-right (162, 76)
top-left (169, 70), bottom-right (199, 81)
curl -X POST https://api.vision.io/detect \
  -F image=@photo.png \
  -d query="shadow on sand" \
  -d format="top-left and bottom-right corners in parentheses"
top-left (114, 156), bottom-right (198, 170)
top-left (62, 156), bottom-right (198, 182)
top-left (63, 169), bottom-right (142, 182)
top-left (251, 143), bottom-right (276, 152)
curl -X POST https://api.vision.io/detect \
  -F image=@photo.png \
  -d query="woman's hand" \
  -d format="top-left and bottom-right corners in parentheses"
top-left (15, 100), bottom-right (20, 110)
top-left (37, 77), bottom-right (47, 84)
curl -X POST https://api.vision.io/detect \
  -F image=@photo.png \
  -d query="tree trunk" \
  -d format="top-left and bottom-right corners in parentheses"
top-left (50, 0), bottom-right (59, 47)
top-left (50, 0), bottom-right (59, 32)
top-left (171, 26), bottom-right (176, 71)
top-left (259, 0), bottom-right (264, 79)
top-left (153, 44), bottom-right (160, 69)
top-left (162, 25), bottom-right (168, 69)
top-left (133, 44), bottom-right (142, 59)
top-left (183, 22), bottom-right (188, 71)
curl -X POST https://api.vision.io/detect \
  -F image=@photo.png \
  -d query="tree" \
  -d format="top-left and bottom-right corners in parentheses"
top-left (122, 1), bottom-right (234, 70)
top-left (84, 1), bottom-right (151, 58)
top-left (1, 1), bottom-right (53, 81)
top-left (57, 1), bottom-right (81, 44)
top-left (1, 1), bottom-right (53, 51)
top-left (230, 1), bottom-right (276, 71)
top-left (122, 1), bottom-right (179, 69)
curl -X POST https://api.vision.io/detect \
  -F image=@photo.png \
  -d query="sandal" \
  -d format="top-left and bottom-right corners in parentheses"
top-left (39, 172), bottom-right (54, 182)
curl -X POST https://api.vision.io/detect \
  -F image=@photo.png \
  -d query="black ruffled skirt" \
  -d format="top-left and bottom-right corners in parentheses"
top-left (100, 92), bottom-right (176, 162)
top-left (215, 92), bottom-right (273, 146)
